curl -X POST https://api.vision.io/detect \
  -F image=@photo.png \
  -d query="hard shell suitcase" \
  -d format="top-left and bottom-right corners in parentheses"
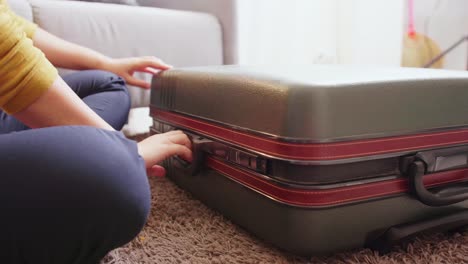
top-left (149, 65), bottom-right (468, 255)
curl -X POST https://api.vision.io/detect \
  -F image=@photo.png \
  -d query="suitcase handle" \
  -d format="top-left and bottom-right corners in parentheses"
top-left (409, 161), bottom-right (468, 206)
top-left (369, 210), bottom-right (468, 253)
top-left (173, 136), bottom-right (212, 176)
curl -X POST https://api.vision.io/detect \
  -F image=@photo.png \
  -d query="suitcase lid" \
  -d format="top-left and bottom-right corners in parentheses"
top-left (150, 65), bottom-right (468, 142)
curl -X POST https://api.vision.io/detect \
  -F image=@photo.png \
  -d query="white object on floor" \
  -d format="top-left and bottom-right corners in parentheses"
top-left (122, 107), bottom-right (152, 136)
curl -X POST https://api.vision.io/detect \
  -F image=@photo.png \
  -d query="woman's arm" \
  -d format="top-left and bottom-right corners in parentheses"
top-left (1, 3), bottom-right (111, 130)
top-left (13, 75), bottom-right (193, 175)
top-left (2, 7), bottom-right (191, 173)
top-left (32, 28), bottom-right (110, 71)
top-left (33, 28), bottom-right (172, 89)
top-left (13, 75), bottom-right (192, 175)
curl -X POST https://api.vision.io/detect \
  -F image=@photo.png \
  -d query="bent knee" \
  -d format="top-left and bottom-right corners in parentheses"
top-left (69, 127), bottom-right (151, 245)
top-left (1, 126), bottom-right (151, 257)
top-left (34, 126), bottom-right (150, 228)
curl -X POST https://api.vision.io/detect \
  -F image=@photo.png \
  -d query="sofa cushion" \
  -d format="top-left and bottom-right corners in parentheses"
top-left (29, 0), bottom-right (222, 108)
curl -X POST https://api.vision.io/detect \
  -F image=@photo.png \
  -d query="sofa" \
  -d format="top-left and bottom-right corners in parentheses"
top-left (8, 0), bottom-right (237, 134)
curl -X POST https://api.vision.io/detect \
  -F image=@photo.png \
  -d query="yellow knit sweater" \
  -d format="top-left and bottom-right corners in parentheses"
top-left (0, 0), bottom-right (57, 114)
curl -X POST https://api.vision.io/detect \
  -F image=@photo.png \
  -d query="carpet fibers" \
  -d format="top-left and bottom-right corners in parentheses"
top-left (101, 175), bottom-right (468, 264)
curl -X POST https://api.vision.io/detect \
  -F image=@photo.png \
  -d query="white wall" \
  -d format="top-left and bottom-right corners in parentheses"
top-left (236, 0), bottom-right (404, 67)
top-left (236, 0), bottom-right (338, 65)
top-left (337, 0), bottom-right (404, 66)
top-left (411, 0), bottom-right (468, 70)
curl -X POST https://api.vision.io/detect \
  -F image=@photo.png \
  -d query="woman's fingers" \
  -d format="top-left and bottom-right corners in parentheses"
top-left (139, 67), bottom-right (160, 75)
top-left (167, 132), bottom-right (192, 149)
top-left (164, 130), bottom-right (184, 136)
top-left (115, 57), bottom-right (173, 90)
top-left (125, 75), bottom-right (150, 89)
top-left (157, 130), bottom-right (191, 149)
top-left (137, 131), bottom-right (193, 169)
top-left (148, 165), bottom-right (166, 177)
top-left (138, 57), bottom-right (172, 70)
top-left (166, 144), bottom-right (193, 162)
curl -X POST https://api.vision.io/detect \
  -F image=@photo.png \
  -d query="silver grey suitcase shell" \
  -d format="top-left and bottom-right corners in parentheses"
top-left (150, 65), bottom-right (468, 255)
top-left (152, 65), bottom-right (468, 142)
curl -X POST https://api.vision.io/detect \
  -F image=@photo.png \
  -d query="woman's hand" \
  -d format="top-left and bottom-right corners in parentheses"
top-left (137, 130), bottom-right (192, 177)
top-left (102, 56), bottom-right (172, 89)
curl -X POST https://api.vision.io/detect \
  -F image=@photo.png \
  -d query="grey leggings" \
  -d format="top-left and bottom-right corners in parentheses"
top-left (0, 70), bottom-right (150, 264)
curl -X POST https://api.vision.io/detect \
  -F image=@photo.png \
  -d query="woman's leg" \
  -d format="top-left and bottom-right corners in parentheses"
top-left (0, 70), bottom-right (131, 134)
top-left (0, 110), bottom-right (29, 133)
top-left (0, 126), bottom-right (150, 264)
top-left (63, 70), bottom-right (131, 130)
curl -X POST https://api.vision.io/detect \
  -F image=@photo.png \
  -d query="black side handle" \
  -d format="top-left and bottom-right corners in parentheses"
top-left (173, 136), bottom-right (213, 176)
top-left (409, 161), bottom-right (468, 207)
top-left (369, 210), bottom-right (468, 254)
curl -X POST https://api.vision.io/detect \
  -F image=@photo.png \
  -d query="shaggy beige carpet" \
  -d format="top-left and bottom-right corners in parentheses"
top-left (101, 175), bottom-right (468, 264)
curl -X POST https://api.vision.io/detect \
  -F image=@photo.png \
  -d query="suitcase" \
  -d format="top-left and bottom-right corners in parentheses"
top-left (149, 65), bottom-right (468, 255)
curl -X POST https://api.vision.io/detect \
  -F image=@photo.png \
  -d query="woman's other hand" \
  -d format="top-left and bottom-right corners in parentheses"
top-left (137, 130), bottom-right (192, 177)
top-left (33, 28), bottom-right (171, 89)
top-left (103, 56), bottom-right (172, 89)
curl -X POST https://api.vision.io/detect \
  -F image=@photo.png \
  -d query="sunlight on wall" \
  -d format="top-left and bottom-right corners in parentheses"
top-left (236, 0), bottom-right (404, 67)
top-left (337, 0), bottom-right (404, 66)
top-left (236, 0), bottom-right (338, 65)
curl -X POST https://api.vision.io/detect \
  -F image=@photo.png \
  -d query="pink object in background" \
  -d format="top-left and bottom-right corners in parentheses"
top-left (407, 0), bottom-right (416, 38)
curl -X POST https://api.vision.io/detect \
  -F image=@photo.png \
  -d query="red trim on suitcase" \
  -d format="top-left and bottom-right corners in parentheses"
top-left (152, 108), bottom-right (468, 161)
top-left (207, 157), bottom-right (468, 207)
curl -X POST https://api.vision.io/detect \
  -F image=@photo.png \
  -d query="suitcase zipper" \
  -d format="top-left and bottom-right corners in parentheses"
top-left (152, 120), bottom-right (401, 185)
